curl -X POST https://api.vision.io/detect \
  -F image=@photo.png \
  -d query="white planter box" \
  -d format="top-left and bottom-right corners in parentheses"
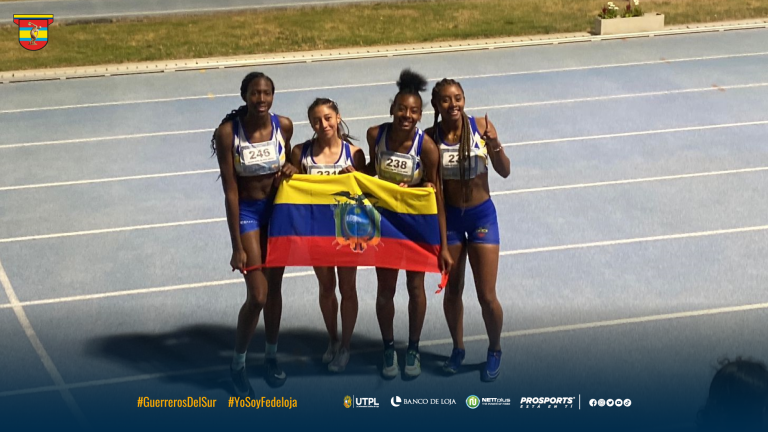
top-left (592, 13), bottom-right (665, 35)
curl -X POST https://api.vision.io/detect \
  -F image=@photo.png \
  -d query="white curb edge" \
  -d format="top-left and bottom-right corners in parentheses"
top-left (1, 19), bottom-right (766, 84)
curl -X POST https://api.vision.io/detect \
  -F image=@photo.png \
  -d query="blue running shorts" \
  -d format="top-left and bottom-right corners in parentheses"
top-left (445, 199), bottom-right (500, 245)
top-left (239, 198), bottom-right (273, 235)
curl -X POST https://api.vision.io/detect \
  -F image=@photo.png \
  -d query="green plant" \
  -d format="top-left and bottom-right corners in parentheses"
top-left (598, 2), bottom-right (621, 18)
top-left (624, 0), bottom-right (644, 17)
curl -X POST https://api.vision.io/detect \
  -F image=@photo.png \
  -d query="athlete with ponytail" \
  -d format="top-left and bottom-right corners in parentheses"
top-left (364, 69), bottom-right (454, 379)
top-left (425, 79), bottom-right (510, 382)
top-left (289, 98), bottom-right (366, 372)
top-left (211, 72), bottom-right (297, 395)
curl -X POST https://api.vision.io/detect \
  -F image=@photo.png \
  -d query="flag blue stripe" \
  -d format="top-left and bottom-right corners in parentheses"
top-left (269, 203), bottom-right (440, 245)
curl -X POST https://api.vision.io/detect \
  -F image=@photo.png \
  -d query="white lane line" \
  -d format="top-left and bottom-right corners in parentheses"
top-left (421, 300), bottom-right (768, 347)
top-left (474, 82), bottom-right (768, 111)
top-left (491, 166), bottom-right (768, 195)
top-left (4, 82), bottom-right (768, 150)
top-left (2, 51), bottom-right (767, 114)
top-left (0, 218), bottom-right (224, 244)
top-left (0, 169), bottom-right (220, 192)
top-left (0, 259), bottom-right (87, 425)
top-left (0, 223), bottom-right (766, 308)
top-left (505, 120), bottom-right (768, 147)
top-left (0, 129), bottom-right (212, 149)
top-left (2, 165), bottom-right (767, 242)
top-left (0, 271), bottom-right (317, 310)
top-left (0, 94), bottom-right (237, 114)
top-left (2, 160), bottom-right (765, 196)
top-left (501, 225), bottom-right (768, 256)
top-left (3, 298), bottom-right (768, 398)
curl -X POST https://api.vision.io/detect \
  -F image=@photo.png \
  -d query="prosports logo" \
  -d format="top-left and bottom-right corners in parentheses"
top-left (519, 397), bottom-right (575, 408)
top-left (13, 14), bottom-right (53, 51)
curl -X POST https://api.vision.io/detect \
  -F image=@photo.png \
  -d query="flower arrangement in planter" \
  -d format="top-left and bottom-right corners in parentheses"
top-left (598, 2), bottom-right (620, 19)
top-left (593, 0), bottom-right (664, 35)
top-left (623, 0), bottom-right (643, 17)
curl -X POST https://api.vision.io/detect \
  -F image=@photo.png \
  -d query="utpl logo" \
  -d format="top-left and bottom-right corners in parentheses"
top-left (355, 397), bottom-right (379, 408)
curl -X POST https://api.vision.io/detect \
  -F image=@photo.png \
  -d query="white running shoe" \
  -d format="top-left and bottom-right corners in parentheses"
top-left (382, 347), bottom-right (399, 379)
top-left (404, 349), bottom-right (421, 378)
top-left (328, 347), bottom-right (350, 373)
top-left (322, 341), bottom-right (340, 364)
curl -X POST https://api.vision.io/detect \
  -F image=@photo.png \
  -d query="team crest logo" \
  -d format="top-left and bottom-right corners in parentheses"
top-left (13, 14), bottom-right (53, 51)
top-left (343, 395), bottom-right (352, 408)
top-left (476, 227), bottom-right (488, 238)
top-left (331, 191), bottom-right (381, 253)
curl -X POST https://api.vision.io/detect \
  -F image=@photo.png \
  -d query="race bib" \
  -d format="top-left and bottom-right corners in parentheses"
top-left (442, 149), bottom-right (460, 168)
top-left (307, 164), bottom-right (344, 176)
top-left (242, 142), bottom-right (276, 166)
top-left (440, 148), bottom-right (487, 180)
top-left (380, 152), bottom-right (414, 175)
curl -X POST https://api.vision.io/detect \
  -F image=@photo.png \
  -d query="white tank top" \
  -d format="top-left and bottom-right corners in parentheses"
top-left (436, 116), bottom-right (488, 180)
top-left (374, 123), bottom-right (424, 186)
top-left (300, 139), bottom-right (354, 175)
top-left (232, 113), bottom-right (286, 177)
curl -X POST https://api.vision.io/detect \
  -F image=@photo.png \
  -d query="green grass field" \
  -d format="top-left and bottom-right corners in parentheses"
top-left (1, 0), bottom-right (767, 72)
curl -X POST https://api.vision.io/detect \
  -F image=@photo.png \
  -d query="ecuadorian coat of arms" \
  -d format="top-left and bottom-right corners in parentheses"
top-left (331, 191), bottom-right (381, 253)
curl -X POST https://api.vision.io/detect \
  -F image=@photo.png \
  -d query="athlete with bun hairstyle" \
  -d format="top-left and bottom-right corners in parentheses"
top-left (363, 69), bottom-right (453, 379)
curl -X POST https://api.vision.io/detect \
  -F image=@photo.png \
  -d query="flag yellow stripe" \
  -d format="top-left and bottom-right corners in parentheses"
top-left (14, 15), bottom-right (54, 19)
top-left (275, 172), bottom-right (437, 215)
top-left (19, 30), bottom-right (48, 38)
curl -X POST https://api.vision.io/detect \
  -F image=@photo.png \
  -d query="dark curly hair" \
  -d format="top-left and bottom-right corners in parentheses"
top-left (210, 72), bottom-right (275, 155)
top-left (697, 357), bottom-right (768, 431)
top-left (391, 68), bottom-right (427, 112)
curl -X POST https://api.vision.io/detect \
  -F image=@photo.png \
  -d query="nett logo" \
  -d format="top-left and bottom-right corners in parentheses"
top-left (466, 395), bottom-right (480, 409)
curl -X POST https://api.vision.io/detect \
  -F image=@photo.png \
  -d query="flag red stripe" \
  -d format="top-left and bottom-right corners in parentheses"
top-left (266, 236), bottom-right (440, 273)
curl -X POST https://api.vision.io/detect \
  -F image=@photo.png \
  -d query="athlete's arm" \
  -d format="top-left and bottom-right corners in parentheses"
top-left (289, 142), bottom-right (305, 174)
top-left (420, 134), bottom-right (454, 275)
top-left (214, 122), bottom-right (246, 273)
top-left (277, 116), bottom-right (298, 180)
top-left (350, 145), bottom-right (367, 171)
top-left (478, 116), bottom-right (510, 178)
top-left (339, 144), bottom-right (367, 174)
top-left (361, 126), bottom-right (380, 176)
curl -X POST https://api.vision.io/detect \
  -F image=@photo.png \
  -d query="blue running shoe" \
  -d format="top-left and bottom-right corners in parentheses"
top-left (230, 364), bottom-right (254, 397)
top-left (442, 348), bottom-right (465, 374)
top-left (481, 350), bottom-right (502, 382)
top-left (265, 358), bottom-right (287, 388)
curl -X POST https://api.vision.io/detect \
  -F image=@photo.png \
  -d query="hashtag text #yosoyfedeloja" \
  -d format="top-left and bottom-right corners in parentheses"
top-left (228, 396), bottom-right (298, 409)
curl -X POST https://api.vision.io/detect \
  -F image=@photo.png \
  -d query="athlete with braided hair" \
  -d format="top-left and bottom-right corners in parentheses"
top-left (211, 72), bottom-right (297, 395)
top-left (288, 98), bottom-right (366, 372)
top-left (363, 69), bottom-right (454, 379)
top-left (425, 78), bottom-right (510, 382)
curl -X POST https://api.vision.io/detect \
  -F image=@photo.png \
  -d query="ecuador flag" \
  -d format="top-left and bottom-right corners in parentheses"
top-left (267, 172), bottom-right (440, 273)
